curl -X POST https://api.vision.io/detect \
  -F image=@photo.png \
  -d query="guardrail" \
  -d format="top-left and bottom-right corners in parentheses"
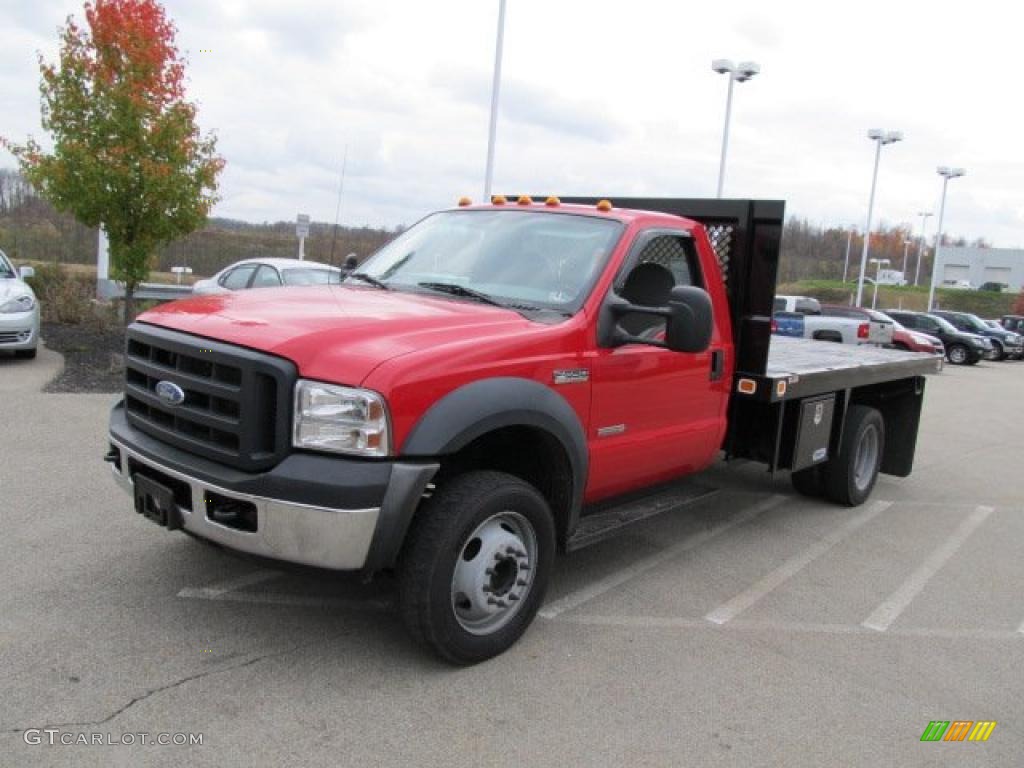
top-left (97, 279), bottom-right (193, 302)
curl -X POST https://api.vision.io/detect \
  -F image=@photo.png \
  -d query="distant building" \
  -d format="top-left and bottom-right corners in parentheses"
top-left (934, 246), bottom-right (1024, 291)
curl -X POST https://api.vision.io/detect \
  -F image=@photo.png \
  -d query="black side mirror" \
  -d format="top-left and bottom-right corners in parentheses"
top-left (343, 254), bottom-right (359, 271)
top-left (602, 284), bottom-right (713, 353)
top-left (665, 285), bottom-right (713, 353)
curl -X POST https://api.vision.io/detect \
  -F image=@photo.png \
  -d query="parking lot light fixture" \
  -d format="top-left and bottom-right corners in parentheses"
top-left (914, 211), bottom-right (933, 286)
top-left (856, 130), bottom-right (903, 307)
top-left (712, 59), bottom-right (760, 198)
top-left (927, 167), bottom-right (966, 311)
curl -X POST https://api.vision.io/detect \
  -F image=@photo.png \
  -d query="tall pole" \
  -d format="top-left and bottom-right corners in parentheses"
top-left (329, 144), bottom-right (349, 265)
top-left (842, 228), bottom-right (855, 282)
top-left (913, 211), bottom-right (932, 286)
top-left (716, 75), bottom-right (736, 199)
top-left (901, 240), bottom-right (911, 278)
top-left (927, 176), bottom-right (951, 312)
top-left (855, 140), bottom-right (883, 307)
top-left (483, 0), bottom-right (506, 201)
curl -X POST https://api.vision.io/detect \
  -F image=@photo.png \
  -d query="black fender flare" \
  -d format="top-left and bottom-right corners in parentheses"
top-left (401, 377), bottom-right (588, 529)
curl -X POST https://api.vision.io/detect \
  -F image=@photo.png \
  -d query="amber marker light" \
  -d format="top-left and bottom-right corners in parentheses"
top-left (596, 199), bottom-right (613, 212)
top-left (545, 196), bottom-right (560, 207)
top-left (491, 195), bottom-right (507, 205)
top-left (517, 195), bottom-right (533, 205)
top-left (458, 196), bottom-right (472, 207)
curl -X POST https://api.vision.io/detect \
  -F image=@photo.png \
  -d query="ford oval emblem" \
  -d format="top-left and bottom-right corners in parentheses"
top-left (155, 380), bottom-right (186, 406)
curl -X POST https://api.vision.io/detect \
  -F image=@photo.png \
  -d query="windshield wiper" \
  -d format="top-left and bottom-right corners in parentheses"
top-left (346, 272), bottom-right (389, 290)
top-left (416, 281), bottom-right (514, 308)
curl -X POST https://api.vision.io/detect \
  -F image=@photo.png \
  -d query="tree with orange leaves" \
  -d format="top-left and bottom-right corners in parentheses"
top-left (4, 0), bottom-right (223, 319)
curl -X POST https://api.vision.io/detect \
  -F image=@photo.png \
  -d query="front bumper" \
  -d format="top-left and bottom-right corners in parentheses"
top-left (108, 401), bottom-right (438, 572)
top-left (0, 308), bottom-right (40, 350)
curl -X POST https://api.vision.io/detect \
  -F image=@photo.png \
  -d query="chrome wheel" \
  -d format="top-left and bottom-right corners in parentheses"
top-left (853, 424), bottom-right (880, 493)
top-left (949, 345), bottom-right (968, 364)
top-left (451, 511), bottom-right (537, 635)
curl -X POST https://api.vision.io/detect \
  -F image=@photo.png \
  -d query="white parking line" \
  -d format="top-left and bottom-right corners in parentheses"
top-left (555, 613), bottom-right (1022, 641)
top-left (705, 500), bottom-right (893, 625)
top-left (177, 569), bottom-right (280, 599)
top-left (861, 505), bottom-right (994, 632)
top-left (539, 494), bottom-right (787, 619)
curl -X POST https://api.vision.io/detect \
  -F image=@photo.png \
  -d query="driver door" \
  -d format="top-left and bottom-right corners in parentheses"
top-left (585, 230), bottom-right (728, 502)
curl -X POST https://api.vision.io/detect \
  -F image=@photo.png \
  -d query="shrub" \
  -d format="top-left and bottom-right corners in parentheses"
top-left (23, 263), bottom-right (96, 325)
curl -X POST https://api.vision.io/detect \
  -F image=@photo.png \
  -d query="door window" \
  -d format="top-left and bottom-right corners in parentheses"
top-left (615, 234), bottom-right (701, 339)
top-left (251, 265), bottom-right (282, 288)
top-left (221, 265), bottom-right (257, 290)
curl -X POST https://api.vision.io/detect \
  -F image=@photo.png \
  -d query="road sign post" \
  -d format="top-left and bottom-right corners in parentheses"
top-left (296, 214), bottom-right (311, 261)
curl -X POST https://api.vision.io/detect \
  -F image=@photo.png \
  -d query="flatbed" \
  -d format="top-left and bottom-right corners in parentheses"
top-left (742, 336), bottom-right (943, 403)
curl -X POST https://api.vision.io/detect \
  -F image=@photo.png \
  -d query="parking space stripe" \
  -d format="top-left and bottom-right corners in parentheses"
top-left (861, 505), bottom-right (994, 632)
top-left (539, 494), bottom-right (787, 619)
top-left (177, 569), bottom-right (280, 599)
top-left (705, 500), bottom-right (893, 625)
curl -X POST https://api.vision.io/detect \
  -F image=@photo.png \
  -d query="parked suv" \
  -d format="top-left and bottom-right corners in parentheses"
top-left (884, 310), bottom-right (992, 365)
top-left (1000, 315), bottom-right (1024, 335)
top-left (932, 310), bottom-right (1022, 360)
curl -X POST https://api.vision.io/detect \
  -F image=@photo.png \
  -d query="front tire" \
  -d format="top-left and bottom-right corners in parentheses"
top-left (822, 405), bottom-right (885, 507)
top-left (397, 470), bottom-right (555, 665)
top-left (947, 344), bottom-right (970, 365)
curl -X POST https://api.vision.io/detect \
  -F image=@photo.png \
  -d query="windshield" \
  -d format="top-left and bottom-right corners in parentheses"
top-left (960, 313), bottom-right (990, 333)
top-left (352, 210), bottom-right (623, 313)
top-left (283, 268), bottom-right (338, 286)
top-left (0, 250), bottom-right (15, 278)
top-left (928, 315), bottom-right (959, 334)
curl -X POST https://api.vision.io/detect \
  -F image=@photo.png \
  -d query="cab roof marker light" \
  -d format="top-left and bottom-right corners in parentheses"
top-left (596, 199), bottom-right (613, 212)
top-left (545, 196), bottom-right (560, 207)
top-left (458, 196), bottom-right (472, 207)
top-left (491, 195), bottom-right (507, 205)
top-left (517, 195), bottom-right (533, 205)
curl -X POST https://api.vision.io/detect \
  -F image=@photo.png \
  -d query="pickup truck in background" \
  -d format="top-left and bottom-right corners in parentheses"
top-left (106, 197), bottom-right (939, 663)
top-left (772, 297), bottom-right (894, 346)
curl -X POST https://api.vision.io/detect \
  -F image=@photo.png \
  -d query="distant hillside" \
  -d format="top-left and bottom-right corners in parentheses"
top-left (0, 169), bottom-right (396, 277)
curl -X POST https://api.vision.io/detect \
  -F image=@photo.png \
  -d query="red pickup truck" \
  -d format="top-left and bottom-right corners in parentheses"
top-left (106, 197), bottom-right (940, 663)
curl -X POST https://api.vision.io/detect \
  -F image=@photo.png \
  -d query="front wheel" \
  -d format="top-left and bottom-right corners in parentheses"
top-left (822, 405), bottom-right (885, 507)
top-left (947, 344), bottom-right (970, 365)
top-left (397, 470), bottom-right (555, 665)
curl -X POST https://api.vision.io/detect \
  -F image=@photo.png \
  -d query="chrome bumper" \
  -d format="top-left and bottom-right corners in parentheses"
top-left (109, 436), bottom-right (381, 570)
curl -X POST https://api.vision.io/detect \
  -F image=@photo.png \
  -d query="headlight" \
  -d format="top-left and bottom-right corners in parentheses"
top-left (292, 380), bottom-right (390, 457)
top-left (0, 294), bottom-right (36, 313)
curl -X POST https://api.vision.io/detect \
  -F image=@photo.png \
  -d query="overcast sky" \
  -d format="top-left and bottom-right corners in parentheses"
top-left (2, 0), bottom-right (1021, 246)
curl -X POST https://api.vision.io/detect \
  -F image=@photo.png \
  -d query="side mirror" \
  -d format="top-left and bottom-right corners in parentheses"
top-left (602, 284), bottom-right (713, 353)
top-left (343, 254), bottom-right (358, 271)
top-left (19, 266), bottom-right (35, 280)
top-left (664, 285), bottom-right (713, 353)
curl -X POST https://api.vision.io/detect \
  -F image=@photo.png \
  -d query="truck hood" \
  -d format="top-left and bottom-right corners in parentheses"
top-left (137, 285), bottom-right (536, 384)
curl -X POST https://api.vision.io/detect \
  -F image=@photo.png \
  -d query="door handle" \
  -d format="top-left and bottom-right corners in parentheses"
top-left (710, 349), bottom-right (724, 381)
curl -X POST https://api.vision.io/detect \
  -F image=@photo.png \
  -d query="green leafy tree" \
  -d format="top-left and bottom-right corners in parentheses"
top-left (3, 0), bottom-right (224, 320)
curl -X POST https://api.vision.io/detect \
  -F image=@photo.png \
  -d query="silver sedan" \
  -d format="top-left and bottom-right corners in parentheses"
top-left (0, 249), bottom-right (39, 359)
top-left (191, 258), bottom-right (342, 296)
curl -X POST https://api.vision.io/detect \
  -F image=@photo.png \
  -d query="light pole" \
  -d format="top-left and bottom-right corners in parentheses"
top-left (855, 129), bottom-right (903, 306)
top-left (913, 211), bottom-right (932, 286)
top-left (870, 258), bottom-right (890, 309)
top-left (927, 167), bottom-right (966, 311)
top-left (712, 59), bottom-right (760, 198)
top-left (483, 0), bottom-right (507, 201)
top-left (901, 239), bottom-right (912, 281)
top-left (842, 226), bottom-right (857, 283)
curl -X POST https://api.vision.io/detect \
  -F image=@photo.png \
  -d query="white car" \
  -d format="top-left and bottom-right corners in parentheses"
top-left (0, 249), bottom-right (39, 360)
top-left (191, 258), bottom-right (342, 296)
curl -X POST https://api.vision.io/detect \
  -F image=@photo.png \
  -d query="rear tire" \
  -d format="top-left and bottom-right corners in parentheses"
top-left (791, 465), bottom-right (824, 497)
top-left (822, 405), bottom-right (884, 507)
top-left (15, 348), bottom-right (37, 359)
top-left (397, 470), bottom-right (555, 665)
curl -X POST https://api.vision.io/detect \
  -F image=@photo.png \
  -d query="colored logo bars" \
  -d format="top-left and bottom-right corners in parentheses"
top-left (920, 721), bottom-right (997, 742)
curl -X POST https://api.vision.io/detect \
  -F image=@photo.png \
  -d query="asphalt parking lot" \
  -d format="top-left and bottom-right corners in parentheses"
top-left (2, 348), bottom-right (1021, 767)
